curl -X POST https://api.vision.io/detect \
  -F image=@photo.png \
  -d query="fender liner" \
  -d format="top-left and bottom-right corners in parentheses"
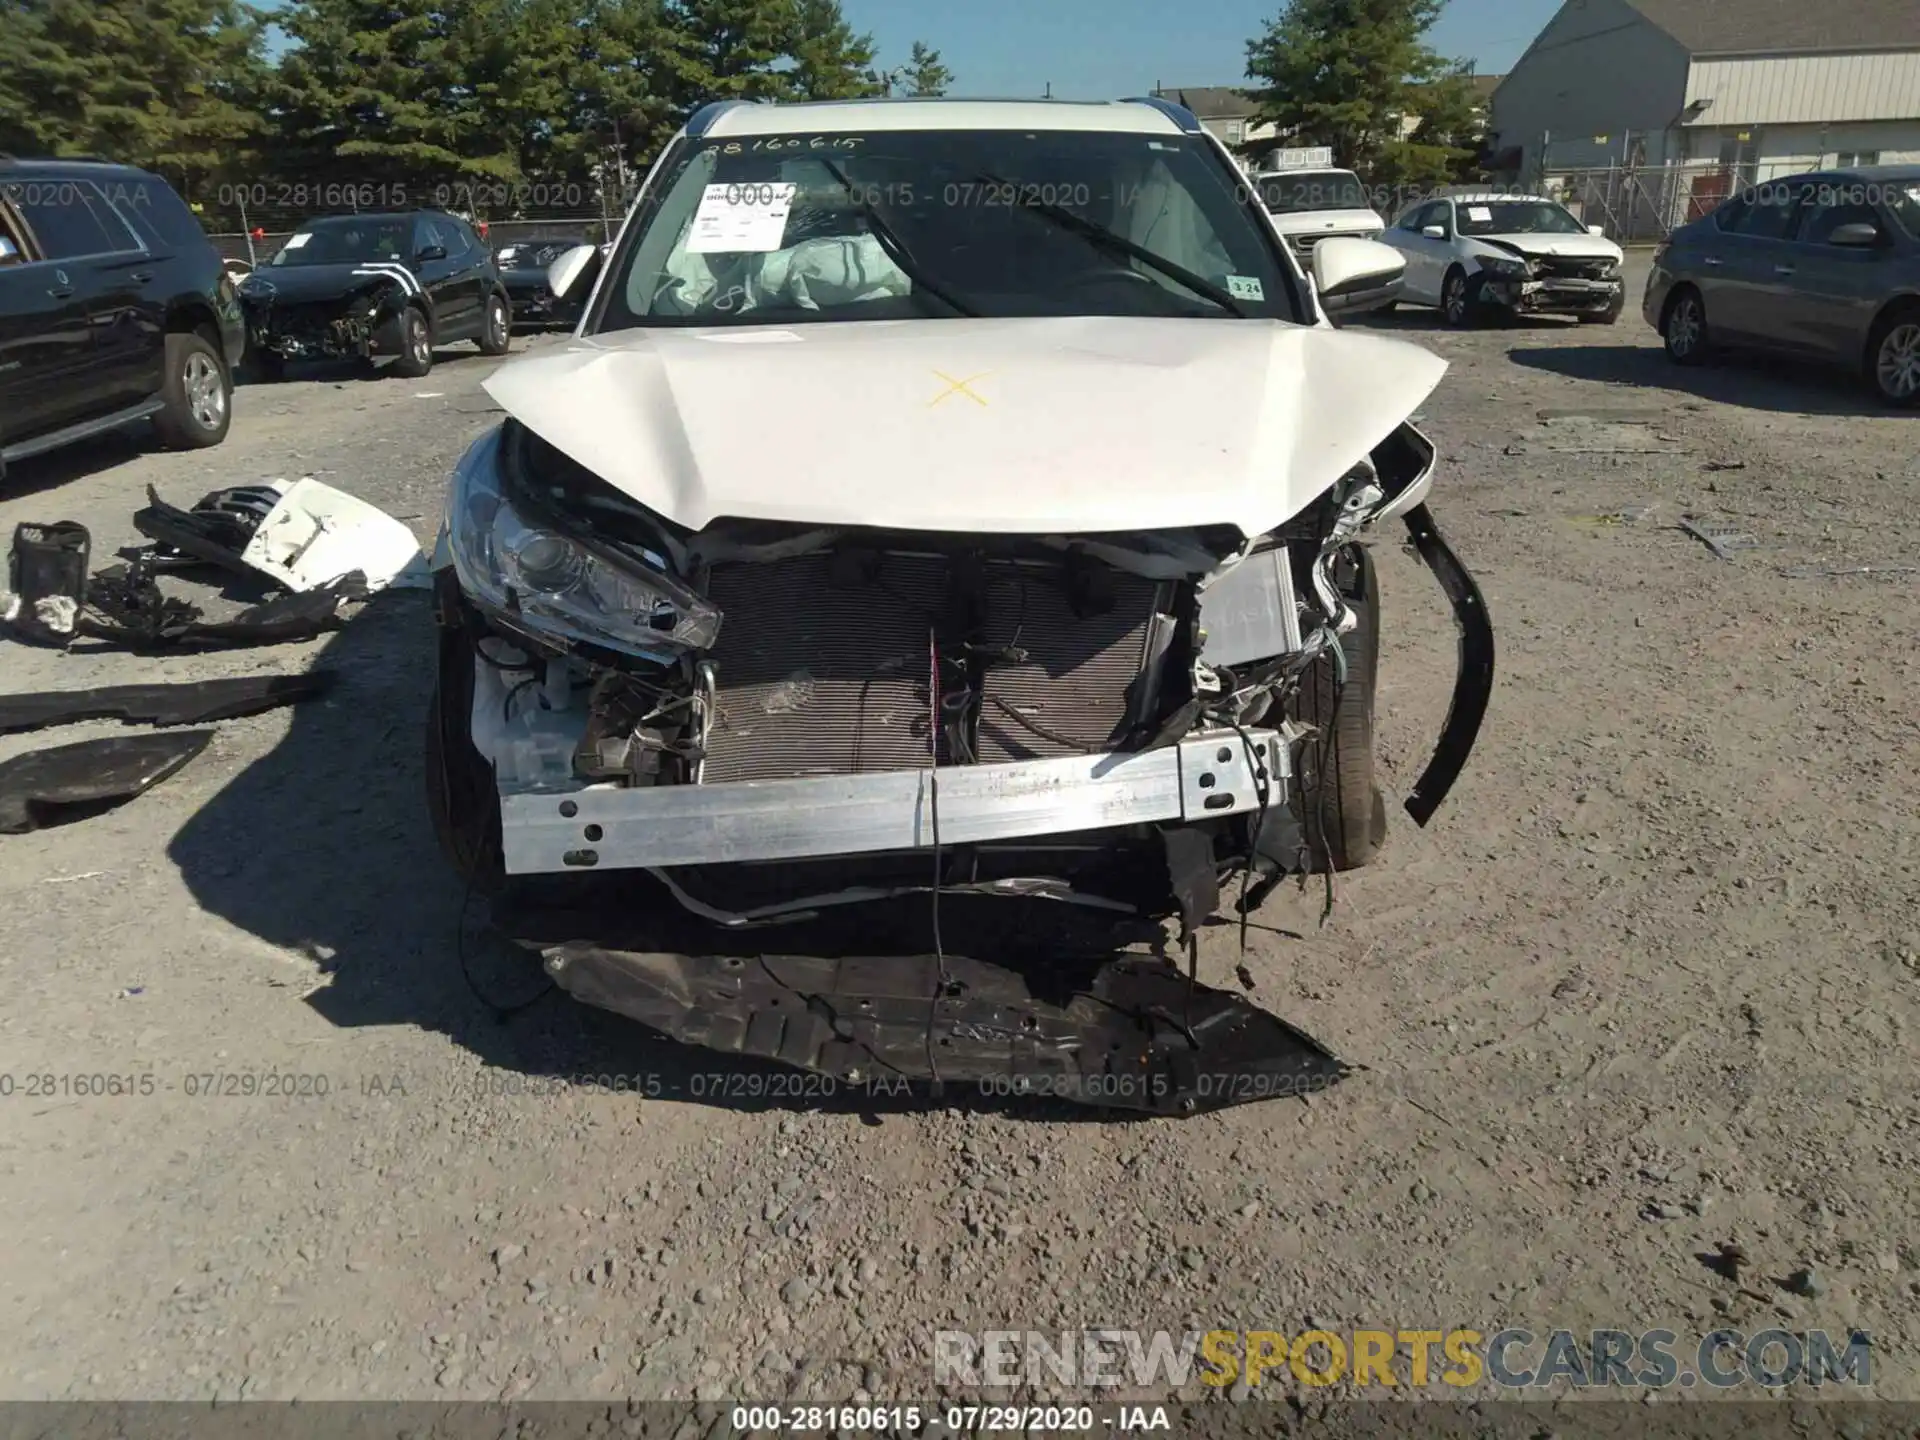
top-left (1400, 503), bottom-right (1494, 827)
top-left (0, 731), bottom-right (212, 834)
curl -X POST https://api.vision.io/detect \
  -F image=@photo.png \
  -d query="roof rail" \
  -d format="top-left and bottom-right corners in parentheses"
top-left (686, 99), bottom-right (753, 137)
top-left (1122, 95), bottom-right (1203, 134)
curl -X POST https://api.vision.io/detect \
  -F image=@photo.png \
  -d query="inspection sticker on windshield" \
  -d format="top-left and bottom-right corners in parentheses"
top-left (686, 182), bottom-right (797, 254)
top-left (1467, 205), bottom-right (1493, 222)
top-left (1226, 275), bottom-right (1265, 301)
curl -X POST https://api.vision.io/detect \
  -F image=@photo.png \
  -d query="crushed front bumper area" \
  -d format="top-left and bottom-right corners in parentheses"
top-left (249, 318), bottom-right (373, 361)
top-left (498, 898), bottom-right (1349, 1115)
top-left (455, 500), bottom-right (1489, 1115)
top-left (245, 307), bottom-right (405, 361)
top-left (504, 284), bottom-right (566, 323)
top-left (1481, 274), bottom-right (1623, 316)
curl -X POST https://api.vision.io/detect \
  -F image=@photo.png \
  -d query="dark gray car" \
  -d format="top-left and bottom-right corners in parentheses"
top-left (1643, 165), bottom-right (1920, 406)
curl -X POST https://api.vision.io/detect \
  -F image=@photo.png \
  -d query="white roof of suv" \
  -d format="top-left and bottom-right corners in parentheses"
top-left (696, 97), bottom-right (1195, 138)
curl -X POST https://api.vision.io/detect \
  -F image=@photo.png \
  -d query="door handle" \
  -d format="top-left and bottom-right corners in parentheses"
top-left (129, 269), bottom-right (154, 283)
top-left (1702, 257), bottom-right (1723, 267)
top-left (47, 287), bottom-right (74, 300)
top-left (1774, 266), bottom-right (1796, 276)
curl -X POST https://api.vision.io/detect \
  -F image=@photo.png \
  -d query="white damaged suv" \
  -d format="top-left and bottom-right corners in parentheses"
top-left (426, 96), bottom-right (1494, 1113)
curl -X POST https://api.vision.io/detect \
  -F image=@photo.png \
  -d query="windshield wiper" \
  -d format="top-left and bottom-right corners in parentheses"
top-left (814, 157), bottom-right (980, 318)
top-left (977, 171), bottom-right (1246, 318)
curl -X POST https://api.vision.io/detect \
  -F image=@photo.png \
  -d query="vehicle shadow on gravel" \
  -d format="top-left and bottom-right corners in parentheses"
top-left (236, 357), bottom-right (455, 389)
top-left (1342, 307), bottom-right (1587, 335)
top-left (1, 428), bottom-right (158, 501)
top-left (1508, 344), bottom-right (1902, 418)
top-left (165, 600), bottom-right (1142, 1124)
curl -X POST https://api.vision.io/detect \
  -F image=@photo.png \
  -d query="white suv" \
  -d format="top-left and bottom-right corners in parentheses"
top-left (1383, 191), bottom-right (1626, 326)
top-left (425, 95), bottom-right (1491, 1113)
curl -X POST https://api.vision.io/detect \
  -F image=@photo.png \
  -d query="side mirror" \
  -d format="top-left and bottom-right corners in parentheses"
top-left (1313, 236), bottom-right (1406, 316)
top-left (1828, 222), bottom-right (1882, 248)
top-left (1421, 224), bottom-right (1448, 240)
top-left (1588, 224), bottom-right (1606, 237)
top-left (417, 244), bottom-right (448, 261)
top-left (548, 244), bottom-right (602, 302)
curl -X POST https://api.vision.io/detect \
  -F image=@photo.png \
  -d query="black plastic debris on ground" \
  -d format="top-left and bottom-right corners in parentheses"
top-left (78, 562), bottom-right (363, 650)
top-left (130, 483), bottom-right (279, 581)
top-left (0, 674), bottom-right (336, 736)
top-left (0, 731), bottom-right (213, 834)
top-left (4, 519), bottom-right (365, 652)
top-left (496, 892), bottom-right (1351, 1117)
top-left (5, 520), bottom-right (90, 644)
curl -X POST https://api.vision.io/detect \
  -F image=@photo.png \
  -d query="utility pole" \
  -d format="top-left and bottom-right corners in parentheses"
top-left (1044, 80), bottom-right (1052, 99)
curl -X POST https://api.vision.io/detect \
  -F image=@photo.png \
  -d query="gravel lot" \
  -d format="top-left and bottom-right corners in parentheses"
top-left (3, 259), bottom-right (1918, 1409)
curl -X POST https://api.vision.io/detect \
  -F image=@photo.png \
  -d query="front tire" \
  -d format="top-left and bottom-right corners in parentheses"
top-left (426, 621), bottom-right (505, 891)
top-left (391, 306), bottom-right (435, 379)
top-left (1867, 305), bottom-right (1920, 407)
top-left (1441, 268), bottom-right (1478, 328)
top-left (1285, 544), bottom-right (1386, 872)
top-left (1663, 286), bottom-right (1710, 365)
top-left (478, 292), bottom-right (511, 355)
top-left (152, 330), bottom-right (232, 449)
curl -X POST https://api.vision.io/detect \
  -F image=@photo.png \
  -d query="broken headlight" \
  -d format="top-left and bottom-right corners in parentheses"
top-left (446, 429), bottom-right (722, 656)
top-left (1480, 256), bottom-right (1530, 278)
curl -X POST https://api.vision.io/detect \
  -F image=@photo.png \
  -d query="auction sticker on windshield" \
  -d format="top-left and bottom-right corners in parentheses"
top-left (1467, 206), bottom-right (1493, 223)
top-left (686, 182), bottom-right (797, 253)
top-left (1226, 275), bottom-right (1265, 301)
top-left (283, 232), bottom-right (311, 249)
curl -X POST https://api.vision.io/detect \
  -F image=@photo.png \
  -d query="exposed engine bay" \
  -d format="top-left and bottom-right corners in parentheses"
top-left (428, 403), bottom-right (1491, 1112)
top-left (443, 418), bottom-right (1468, 886)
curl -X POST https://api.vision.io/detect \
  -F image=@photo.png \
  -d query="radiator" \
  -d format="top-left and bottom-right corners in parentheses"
top-left (974, 561), bottom-right (1165, 763)
top-left (699, 550), bottom-right (1164, 783)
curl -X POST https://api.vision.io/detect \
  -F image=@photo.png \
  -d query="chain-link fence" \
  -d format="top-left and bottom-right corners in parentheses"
top-left (1541, 164), bottom-right (1747, 244)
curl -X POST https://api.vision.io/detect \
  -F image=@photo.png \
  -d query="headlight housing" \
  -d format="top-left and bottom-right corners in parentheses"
top-left (447, 429), bottom-right (722, 657)
top-left (1480, 255), bottom-right (1531, 278)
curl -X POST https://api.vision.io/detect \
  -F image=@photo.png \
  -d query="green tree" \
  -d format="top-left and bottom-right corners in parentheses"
top-left (784, 0), bottom-right (878, 100)
top-left (1398, 62), bottom-right (1485, 182)
top-left (658, 0), bottom-right (879, 107)
top-left (0, 0), bottom-right (268, 198)
top-left (1244, 0), bottom-right (1477, 186)
top-left (890, 40), bottom-right (952, 97)
top-left (665, 0), bottom-right (793, 103)
top-left (496, 0), bottom-right (681, 204)
top-left (269, 0), bottom-right (524, 198)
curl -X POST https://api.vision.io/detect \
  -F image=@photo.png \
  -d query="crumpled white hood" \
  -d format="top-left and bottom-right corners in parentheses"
top-left (483, 316), bottom-right (1447, 538)
top-left (1481, 232), bottom-right (1622, 262)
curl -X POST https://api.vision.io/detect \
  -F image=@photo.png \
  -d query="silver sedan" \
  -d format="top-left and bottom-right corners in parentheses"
top-left (1644, 165), bottom-right (1920, 407)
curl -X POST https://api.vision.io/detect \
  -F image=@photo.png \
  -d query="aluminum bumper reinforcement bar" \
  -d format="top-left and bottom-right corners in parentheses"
top-left (500, 729), bottom-right (1287, 875)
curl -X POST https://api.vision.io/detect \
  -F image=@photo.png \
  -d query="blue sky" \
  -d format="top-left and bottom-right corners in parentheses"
top-left (261, 1), bottom-right (1565, 87)
top-left (847, 0), bottom-right (1564, 95)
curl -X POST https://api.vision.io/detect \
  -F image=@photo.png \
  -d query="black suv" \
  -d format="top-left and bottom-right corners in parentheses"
top-left (237, 210), bottom-right (511, 380)
top-left (0, 159), bottom-right (244, 475)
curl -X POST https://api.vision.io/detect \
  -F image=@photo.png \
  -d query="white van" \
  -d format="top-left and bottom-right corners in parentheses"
top-left (1252, 167), bottom-right (1387, 267)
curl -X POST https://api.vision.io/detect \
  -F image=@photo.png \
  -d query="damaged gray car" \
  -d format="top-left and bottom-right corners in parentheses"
top-left (425, 96), bottom-right (1494, 1114)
